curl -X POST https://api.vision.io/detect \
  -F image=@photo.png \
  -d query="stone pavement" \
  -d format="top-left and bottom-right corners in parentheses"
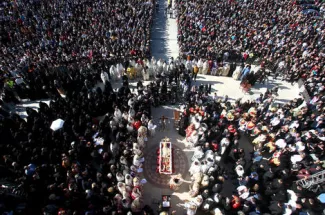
top-left (150, 0), bottom-right (179, 61)
top-left (141, 105), bottom-right (194, 214)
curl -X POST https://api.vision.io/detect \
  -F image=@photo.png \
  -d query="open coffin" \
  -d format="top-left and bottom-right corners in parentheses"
top-left (158, 140), bottom-right (173, 174)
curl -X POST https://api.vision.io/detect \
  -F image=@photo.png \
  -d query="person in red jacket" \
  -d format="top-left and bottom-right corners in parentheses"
top-left (232, 195), bottom-right (241, 209)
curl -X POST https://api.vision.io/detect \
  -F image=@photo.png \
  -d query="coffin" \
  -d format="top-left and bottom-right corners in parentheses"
top-left (158, 141), bottom-right (173, 174)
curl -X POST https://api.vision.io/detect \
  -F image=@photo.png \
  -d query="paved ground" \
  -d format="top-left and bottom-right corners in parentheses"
top-left (150, 0), bottom-right (179, 61)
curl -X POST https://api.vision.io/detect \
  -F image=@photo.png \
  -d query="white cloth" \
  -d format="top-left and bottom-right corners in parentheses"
top-left (15, 77), bottom-right (24, 85)
top-left (271, 117), bottom-right (280, 126)
top-left (117, 182), bottom-right (126, 194)
top-left (122, 112), bottom-right (129, 121)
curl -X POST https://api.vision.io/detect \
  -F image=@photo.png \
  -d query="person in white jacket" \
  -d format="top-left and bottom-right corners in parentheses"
top-left (148, 120), bottom-right (157, 136)
top-left (185, 59), bottom-right (192, 72)
top-left (100, 70), bottom-right (110, 84)
top-left (220, 137), bottom-right (230, 155)
top-left (114, 106), bottom-right (122, 121)
top-left (157, 59), bottom-right (164, 73)
top-left (109, 65), bottom-right (117, 81)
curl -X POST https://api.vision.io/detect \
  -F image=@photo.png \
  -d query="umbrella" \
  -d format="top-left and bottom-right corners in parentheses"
top-left (291, 154), bottom-right (303, 164)
top-left (50, 119), bottom-right (65, 131)
top-left (276, 139), bottom-right (287, 148)
top-left (317, 193), bottom-right (325, 203)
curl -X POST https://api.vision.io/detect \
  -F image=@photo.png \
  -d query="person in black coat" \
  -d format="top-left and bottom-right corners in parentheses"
top-left (268, 201), bottom-right (284, 215)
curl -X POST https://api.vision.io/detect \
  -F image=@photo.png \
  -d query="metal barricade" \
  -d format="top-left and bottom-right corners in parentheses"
top-left (296, 169), bottom-right (325, 192)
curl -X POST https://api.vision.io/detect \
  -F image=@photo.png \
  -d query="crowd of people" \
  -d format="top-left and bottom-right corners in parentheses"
top-left (0, 0), bottom-right (153, 74)
top-left (176, 0), bottom-right (325, 86)
top-left (1, 50), bottom-right (325, 215)
top-left (175, 81), bottom-right (325, 214)
top-left (0, 47), bottom-right (199, 214)
top-left (1, 0), bottom-right (325, 214)
top-left (0, 0), bottom-right (159, 214)
top-left (0, 59), bottom-right (163, 214)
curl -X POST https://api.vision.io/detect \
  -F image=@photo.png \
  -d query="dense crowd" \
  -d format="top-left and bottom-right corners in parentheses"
top-left (2, 53), bottom-right (325, 214)
top-left (0, 48), bottom-right (200, 214)
top-left (0, 66), bottom-right (157, 214)
top-left (0, 0), bottom-right (157, 214)
top-left (175, 82), bottom-right (325, 214)
top-left (1, 0), bottom-right (325, 214)
top-left (176, 0), bottom-right (325, 91)
top-left (0, 0), bottom-right (153, 73)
